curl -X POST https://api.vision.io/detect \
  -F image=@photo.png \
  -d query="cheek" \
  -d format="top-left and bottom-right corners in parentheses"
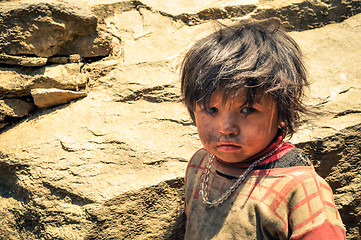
top-left (246, 116), bottom-right (279, 142)
top-left (195, 117), bottom-right (217, 145)
top-left (198, 128), bottom-right (214, 145)
top-left (241, 117), bottom-right (275, 138)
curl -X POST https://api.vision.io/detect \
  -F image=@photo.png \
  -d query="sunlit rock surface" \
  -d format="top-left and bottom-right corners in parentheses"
top-left (0, 0), bottom-right (360, 239)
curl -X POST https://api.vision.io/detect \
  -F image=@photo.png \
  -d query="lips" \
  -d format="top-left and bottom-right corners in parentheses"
top-left (217, 142), bottom-right (242, 152)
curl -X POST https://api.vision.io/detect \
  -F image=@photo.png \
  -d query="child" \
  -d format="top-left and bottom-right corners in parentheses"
top-left (181, 19), bottom-right (346, 239)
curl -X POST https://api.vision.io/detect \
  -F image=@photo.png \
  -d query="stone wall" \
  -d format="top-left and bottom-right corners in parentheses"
top-left (0, 0), bottom-right (360, 239)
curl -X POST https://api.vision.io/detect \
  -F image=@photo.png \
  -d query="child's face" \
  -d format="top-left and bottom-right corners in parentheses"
top-left (194, 89), bottom-right (280, 163)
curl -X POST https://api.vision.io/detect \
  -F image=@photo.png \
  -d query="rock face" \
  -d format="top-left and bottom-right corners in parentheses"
top-left (0, 0), bottom-right (116, 130)
top-left (0, 63), bottom-right (88, 99)
top-left (0, 0), bottom-right (112, 58)
top-left (297, 124), bottom-right (361, 239)
top-left (0, 0), bottom-right (360, 240)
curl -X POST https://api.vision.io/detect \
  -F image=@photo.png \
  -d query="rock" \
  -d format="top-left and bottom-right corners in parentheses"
top-left (141, 0), bottom-right (258, 15)
top-left (93, 61), bottom-right (180, 103)
top-left (69, 54), bottom-right (82, 63)
top-left (31, 88), bottom-right (88, 108)
top-left (177, 0), bottom-right (361, 30)
top-left (0, 0), bottom-right (112, 58)
top-left (86, 178), bottom-right (186, 240)
top-left (0, 0), bottom-right (360, 239)
top-left (288, 13), bottom-right (361, 143)
top-left (65, 30), bottom-right (113, 59)
top-left (0, 53), bottom-right (48, 67)
top-left (93, 0), bottom-right (361, 30)
top-left (82, 58), bottom-right (119, 86)
top-left (0, 98), bottom-right (34, 118)
top-left (296, 124), bottom-right (361, 240)
top-left (48, 56), bottom-right (69, 64)
top-left (0, 63), bottom-right (87, 99)
top-left (96, 6), bottom-right (213, 65)
top-left (251, 0), bottom-right (361, 30)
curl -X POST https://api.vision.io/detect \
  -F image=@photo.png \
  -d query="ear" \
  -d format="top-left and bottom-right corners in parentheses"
top-left (278, 120), bottom-right (286, 129)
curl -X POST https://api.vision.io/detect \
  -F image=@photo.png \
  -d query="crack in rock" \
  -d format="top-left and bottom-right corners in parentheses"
top-left (334, 110), bottom-right (361, 118)
top-left (42, 182), bottom-right (94, 205)
top-left (143, 159), bottom-right (167, 165)
top-left (115, 85), bottom-right (180, 103)
top-left (59, 140), bottom-right (77, 152)
top-left (91, 0), bottom-right (151, 19)
top-left (174, 5), bottom-right (257, 25)
top-left (156, 118), bottom-right (194, 126)
top-left (318, 87), bottom-right (355, 105)
top-left (88, 140), bottom-right (136, 152)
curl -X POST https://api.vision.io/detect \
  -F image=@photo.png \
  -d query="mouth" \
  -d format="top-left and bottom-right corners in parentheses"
top-left (217, 142), bottom-right (242, 153)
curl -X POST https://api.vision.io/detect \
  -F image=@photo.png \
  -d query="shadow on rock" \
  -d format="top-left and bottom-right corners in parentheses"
top-left (85, 178), bottom-right (186, 240)
top-left (297, 123), bottom-right (361, 240)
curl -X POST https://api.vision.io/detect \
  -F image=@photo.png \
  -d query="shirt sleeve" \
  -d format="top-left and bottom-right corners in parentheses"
top-left (287, 172), bottom-right (346, 239)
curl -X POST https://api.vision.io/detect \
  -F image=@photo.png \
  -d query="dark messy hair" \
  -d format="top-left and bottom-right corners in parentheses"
top-left (181, 18), bottom-right (310, 137)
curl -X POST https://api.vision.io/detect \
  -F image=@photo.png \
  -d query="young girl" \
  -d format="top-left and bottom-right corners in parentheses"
top-left (181, 19), bottom-right (346, 239)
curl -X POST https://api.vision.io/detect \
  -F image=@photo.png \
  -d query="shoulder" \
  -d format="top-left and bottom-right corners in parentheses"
top-left (275, 146), bottom-right (312, 168)
top-left (185, 148), bottom-right (208, 179)
top-left (283, 147), bottom-right (312, 166)
top-left (281, 169), bottom-right (345, 237)
top-left (257, 145), bottom-right (312, 170)
top-left (184, 148), bottom-right (209, 209)
top-left (260, 166), bottom-right (332, 204)
top-left (262, 168), bottom-right (345, 237)
top-left (286, 169), bottom-right (337, 210)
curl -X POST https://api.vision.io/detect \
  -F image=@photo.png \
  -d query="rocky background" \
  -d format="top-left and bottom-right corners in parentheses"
top-left (0, 0), bottom-right (360, 239)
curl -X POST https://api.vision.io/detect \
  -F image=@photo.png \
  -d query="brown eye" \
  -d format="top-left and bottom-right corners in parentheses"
top-left (241, 107), bottom-right (256, 114)
top-left (206, 107), bottom-right (218, 114)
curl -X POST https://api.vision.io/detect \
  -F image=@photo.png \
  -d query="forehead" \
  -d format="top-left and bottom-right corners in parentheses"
top-left (208, 88), bottom-right (276, 108)
top-left (208, 88), bottom-right (247, 104)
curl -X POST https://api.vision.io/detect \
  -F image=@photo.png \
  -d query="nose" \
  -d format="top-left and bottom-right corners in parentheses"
top-left (218, 114), bottom-right (239, 136)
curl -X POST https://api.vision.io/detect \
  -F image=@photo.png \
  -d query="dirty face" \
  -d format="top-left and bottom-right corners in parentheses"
top-left (193, 89), bottom-right (281, 163)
